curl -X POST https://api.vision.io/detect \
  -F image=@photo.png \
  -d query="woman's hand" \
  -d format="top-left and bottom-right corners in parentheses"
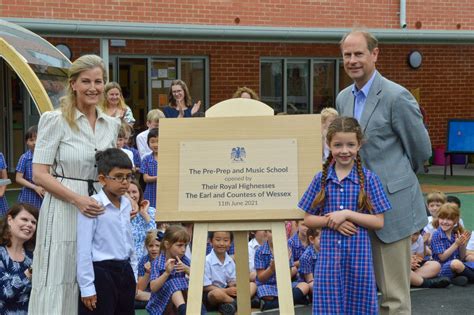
top-left (139, 200), bottom-right (150, 216)
top-left (191, 101), bottom-right (202, 115)
top-left (73, 196), bottom-right (105, 218)
top-left (24, 267), bottom-right (32, 280)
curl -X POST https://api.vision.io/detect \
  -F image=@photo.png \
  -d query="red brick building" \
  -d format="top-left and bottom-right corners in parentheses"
top-left (2, 0), bottom-right (474, 168)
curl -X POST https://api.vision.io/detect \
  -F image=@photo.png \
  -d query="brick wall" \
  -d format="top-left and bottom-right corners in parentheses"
top-left (46, 37), bottom-right (474, 147)
top-left (5, 0), bottom-right (474, 30)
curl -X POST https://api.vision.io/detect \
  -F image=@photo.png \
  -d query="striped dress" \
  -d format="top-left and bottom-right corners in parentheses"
top-left (28, 109), bottom-right (120, 315)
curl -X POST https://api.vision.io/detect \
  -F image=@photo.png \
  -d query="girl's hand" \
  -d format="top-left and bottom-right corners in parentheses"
top-left (455, 231), bottom-right (471, 246)
top-left (325, 210), bottom-right (349, 229)
top-left (165, 259), bottom-right (176, 274)
top-left (175, 256), bottom-right (189, 274)
top-left (144, 261), bottom-right (152, 274)
top-left (336, 221), bottom-right (358, 236)
top-left (191, 101), bottom-right (202, 115)
top-left (34, 185), bottom-right (46, 198)
top-left (73, 196), bottom-right (105, 218)
top-left (269, 259), bottom-right (276, 272)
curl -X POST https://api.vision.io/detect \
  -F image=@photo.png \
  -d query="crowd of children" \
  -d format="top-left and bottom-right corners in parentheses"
top-left (2, 93), bottom-right (474, 315)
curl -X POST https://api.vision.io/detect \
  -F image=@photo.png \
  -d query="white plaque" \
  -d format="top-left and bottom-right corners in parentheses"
top-left (179, 139), bottom-right (298, 211)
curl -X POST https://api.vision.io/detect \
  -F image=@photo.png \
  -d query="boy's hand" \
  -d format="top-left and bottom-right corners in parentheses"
top-left (336, 221), bottom-right (358, 236)
top-left (81, 295), bottom-right (97, 311)
top-left (226, 287), bottom-right (237, 297)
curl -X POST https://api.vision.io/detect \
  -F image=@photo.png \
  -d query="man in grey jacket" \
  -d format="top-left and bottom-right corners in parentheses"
top-left (336, 30), bottom-right (431, 314)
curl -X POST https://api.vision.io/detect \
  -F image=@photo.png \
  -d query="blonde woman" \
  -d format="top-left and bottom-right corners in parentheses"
top-left (100, 81), bottom-right (135, 126)
top-left (29, 55), bottom-right (120, 314)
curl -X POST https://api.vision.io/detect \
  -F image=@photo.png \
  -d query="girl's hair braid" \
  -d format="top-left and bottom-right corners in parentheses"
top-left (311, 153), bottom-right (333, 212)
top-left (356, 152), bottom-right (373, 213)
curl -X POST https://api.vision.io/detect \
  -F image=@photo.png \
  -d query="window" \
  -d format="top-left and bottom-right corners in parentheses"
top-left (260, 58), bottom-right (351, 114)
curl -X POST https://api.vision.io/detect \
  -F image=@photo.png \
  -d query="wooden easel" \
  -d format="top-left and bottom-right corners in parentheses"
top-left (157, 99), bottom-right (321, 314)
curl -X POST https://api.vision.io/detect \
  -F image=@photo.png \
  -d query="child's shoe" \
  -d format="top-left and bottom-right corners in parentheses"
top-left (218, 300), bottom-right (237, 315)
top-left (451, 276), bottom-right (468, 286)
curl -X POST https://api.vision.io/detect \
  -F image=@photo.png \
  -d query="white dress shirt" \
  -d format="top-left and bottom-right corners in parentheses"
top-left (77, 189), bottom-right (137, 297)
top-left (248, 238), bottom-right (261, 272)
top-left (136, 129), bottom-right (151, 159)
top-left (203, 249), bottom-right (236, 288)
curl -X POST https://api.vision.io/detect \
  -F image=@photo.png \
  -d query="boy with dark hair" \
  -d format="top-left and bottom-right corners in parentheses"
top-left (15, 125), bottom-right (45, 209)
top-left (203, 231), bottom-right (239, 315)
top-left (140, 128), bottom-right (159, 208)
top-left (77, 148), bottom-right (137, 314)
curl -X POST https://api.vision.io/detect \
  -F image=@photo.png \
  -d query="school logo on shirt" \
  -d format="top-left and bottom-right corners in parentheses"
top-left (230, 147), bottom-right (246, 162)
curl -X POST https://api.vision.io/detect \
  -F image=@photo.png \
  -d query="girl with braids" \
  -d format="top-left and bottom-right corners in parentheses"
top-left (298, 116), bottom-right (391, 314)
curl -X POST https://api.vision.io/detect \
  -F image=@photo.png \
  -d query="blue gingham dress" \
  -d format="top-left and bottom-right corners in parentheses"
top-left (298, 164), bottom-right (391, 315)
top-left (146, 253), bottom-right (190, 315)
top-left (140, 153), bottom-right (158, 208)
top-left (16, 150), bottom-right (43, 209)
top-left (0, 153), bottom-right (9, 217)
top-left (254, 241), bottom-right (296, 298)
top-left (124, 145), bottom-right (140, 169)
top-left (298, 245), bottom-right (318, 279)
top-left (137, 254), bottom-right (157, 292)
top-left (288, 232), bottom-right (307, 262)
top-left (131, 206), bottom-right (157, 259)
top-left (431, 227), bottom-right (474, 278)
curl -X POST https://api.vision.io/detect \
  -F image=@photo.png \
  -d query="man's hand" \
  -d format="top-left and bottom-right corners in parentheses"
top-left (81, 295), bottom-right (97, 311)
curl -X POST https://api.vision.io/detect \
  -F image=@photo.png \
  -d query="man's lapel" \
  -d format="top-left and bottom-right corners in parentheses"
top-left (359, 71), bottom-right (383, 132)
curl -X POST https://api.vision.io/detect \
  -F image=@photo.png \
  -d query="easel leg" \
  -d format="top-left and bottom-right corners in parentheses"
top-left (187, 223), bottom-right (208, 315)
top-left (234, 231), bottom-right (251, 315)
top-left (271, 221), bottom-right (295, 315)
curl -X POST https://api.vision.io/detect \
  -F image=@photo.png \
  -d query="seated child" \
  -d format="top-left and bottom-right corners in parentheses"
top-left (15, 125), bottom-right (45, 209)
top-left (446, 195), bottom-right (472, 261)
top-left (423, 191), bottom-right (446, 243)
top-left (140, 128), bottom-right (159, 208)
top-left (147, 225), bottom-right (205, 315)
top-left (203, 231), bottom-right (256, 315)
top-left (298, 227), bottom-right (321, 295)
top-left (248, 230), bottom-right (267, 282)
top-left (77, 148), bottom-right (137, 314)
top-left (255, 230), bottom-right (310, 311)
top-left (410, 230), bottom-right (449, 288)
top-left (430, 203), bottom-right (474, 286)
top-left (287, 220), bottom-right (309, 268)
top-left (136, 229), bottom-right (163, 308)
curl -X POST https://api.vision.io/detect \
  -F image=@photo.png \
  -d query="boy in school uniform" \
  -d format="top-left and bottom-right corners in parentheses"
top-left (77, 148), bottom-right (137, 314)
top-left (136, 109), bottom-right (165, 159)
top-left (203, 231), bottom-right (238, 315)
